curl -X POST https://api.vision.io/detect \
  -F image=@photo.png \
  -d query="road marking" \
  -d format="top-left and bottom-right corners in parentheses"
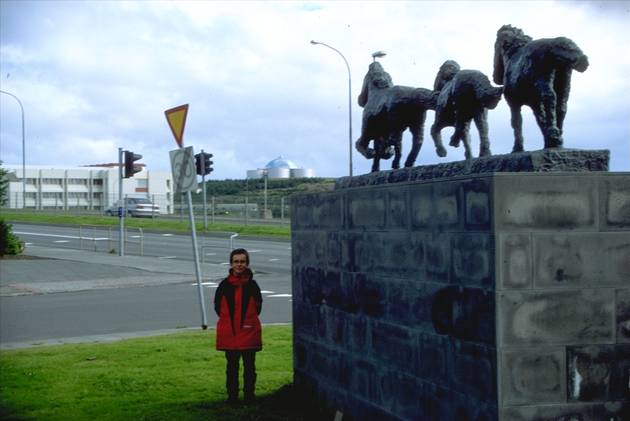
top-left (220, 262), bottom-right (230, 265)
top-left (129, 235), bottom-right (143, 238)
top-left (261, 290), bottom-right (276, 294)
top-left (162, 234), bottom-right (173, 236)
top-left (158, 256), bottom-right (177, 259)
top-left (268, 258), bottom-right (279, 262)
top-left (15, 231), bottom-right (107, 241)
top-left (54, 240), bottom-right (70, 243)
top-left (191, 282), bottom-right (217, 286)
top-left (205, 252), bottom-right (217, 256)
top-left (249, 249), bottom-right (262, 253)
top-left (268, 294), bottom-right (292, 298)
top-left (25, 242), bottom-right (33, 246)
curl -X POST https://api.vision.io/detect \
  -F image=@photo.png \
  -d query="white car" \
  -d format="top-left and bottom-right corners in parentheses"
top-left (105, 198), bottom-right (160, 217)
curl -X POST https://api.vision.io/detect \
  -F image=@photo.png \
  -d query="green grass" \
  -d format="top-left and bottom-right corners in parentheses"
top-left (0, 211), bottom-right (290, 239)
top-left (0, 325), bottom-right (329, 421)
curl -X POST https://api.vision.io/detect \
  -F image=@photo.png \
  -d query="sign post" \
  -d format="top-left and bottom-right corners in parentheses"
top-left (165, 104), bottom-right (208, 330)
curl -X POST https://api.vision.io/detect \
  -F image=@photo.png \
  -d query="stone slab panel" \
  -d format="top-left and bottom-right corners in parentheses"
top-left (387, 187), bottom-right (409, 229)
top-left (463, 177), bottom-right (492, 230)
top-left (498, 289), bottom-right (614, 346)
top-left (450, 340), bottom-right (497, 401)
top-left (452, 233), bottom-right (494, 288)
top-left (498, 233), bottom-right (532, 290)
top-left (409, 182), bottom-right (433, 229)
top-left (494, 174), bottom-right (597, 230)
top-left (501, 347), bottom-right (566, 405)
top-left (348, 189), bottom-right (385, 229)
top-left (533, 233), bottom-right (630, 287)
top-left (314, 193), bottom-right (344, 230)
top-left (600, 174), bottom-right (630, 230)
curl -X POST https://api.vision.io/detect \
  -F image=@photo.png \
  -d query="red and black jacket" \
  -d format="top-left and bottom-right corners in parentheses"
top-left (214, 268), bottom-right (263, 351)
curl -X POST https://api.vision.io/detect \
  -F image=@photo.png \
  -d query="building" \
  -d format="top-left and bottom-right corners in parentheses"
top-left (246, 156), bottom-right (314, 180)
top-left (2, 165), bottom-right (174, 214)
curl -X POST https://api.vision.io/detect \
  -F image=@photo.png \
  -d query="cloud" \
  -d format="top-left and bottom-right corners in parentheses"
top-left (1, 0), bottom-right (628, 178)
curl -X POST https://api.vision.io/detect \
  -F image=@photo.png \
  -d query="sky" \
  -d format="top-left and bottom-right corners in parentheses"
top-left (1, 0), bottom-right (629, 179)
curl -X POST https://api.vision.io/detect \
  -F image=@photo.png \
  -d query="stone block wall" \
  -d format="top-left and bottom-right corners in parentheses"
top-left (291, 169), bottom-right (629, 420)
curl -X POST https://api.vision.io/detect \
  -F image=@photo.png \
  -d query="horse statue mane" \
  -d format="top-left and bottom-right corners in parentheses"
top-left (355, 61), bottom-right (444, 172)
top-left (493, 24), bottom-right (588, 151)
top-left (433, 60), bottom-right (460, 91)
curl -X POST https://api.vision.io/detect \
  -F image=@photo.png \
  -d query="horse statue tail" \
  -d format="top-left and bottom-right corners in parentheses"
top-left (482, 86), bottom-right (503, 110)
top-left (550, 37), bottom-right (589, 73)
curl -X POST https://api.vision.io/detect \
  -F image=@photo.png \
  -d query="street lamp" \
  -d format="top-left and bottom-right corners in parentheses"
top-left (310, 40), bottom-right (353, 177)
top-left (0, 89), bottom-right (26, 208)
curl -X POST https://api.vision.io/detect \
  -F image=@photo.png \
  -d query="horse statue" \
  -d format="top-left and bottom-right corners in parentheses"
top-left (355, 61), bottom-right (445, 172)
top-left (493, 24), bottom-right (589, 151)
top-left (430, 60), bottom-right (503, 159)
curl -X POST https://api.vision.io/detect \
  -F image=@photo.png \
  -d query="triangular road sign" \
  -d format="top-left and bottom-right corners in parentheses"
top-left (164, 104), bottom-right (189, 148)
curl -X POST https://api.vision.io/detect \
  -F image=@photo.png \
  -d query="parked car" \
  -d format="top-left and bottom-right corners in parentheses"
top-left (105, 198), bottom-right (160, 217)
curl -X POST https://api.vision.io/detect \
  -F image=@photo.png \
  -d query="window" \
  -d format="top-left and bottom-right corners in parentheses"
top-left (137, 179), bottom-right (148, 188)
top-left (42, 178), bottom-right (63, 185)
top-left (68, 178), bottom-right (87, 185)
top-left (92, 179), bottom-right (103, 185)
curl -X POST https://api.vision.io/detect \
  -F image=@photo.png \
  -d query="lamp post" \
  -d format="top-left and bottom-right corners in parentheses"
top-left (0, 89), bottom-right (26, 207)
top-left (310, 40), bottom-right (353, 177)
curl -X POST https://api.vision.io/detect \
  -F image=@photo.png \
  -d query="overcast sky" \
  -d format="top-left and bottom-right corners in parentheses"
top-left (1, 0), bottom-right (629, 179)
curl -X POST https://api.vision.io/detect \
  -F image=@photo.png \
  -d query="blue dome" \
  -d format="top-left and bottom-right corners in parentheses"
top-left (265, 156), bottom-right (298, 169)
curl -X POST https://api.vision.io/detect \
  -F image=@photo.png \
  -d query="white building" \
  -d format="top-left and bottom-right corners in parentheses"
top-left (247, 156), bottom-right (314, 180)
top-left (2, 165), bottom-right (174, 214)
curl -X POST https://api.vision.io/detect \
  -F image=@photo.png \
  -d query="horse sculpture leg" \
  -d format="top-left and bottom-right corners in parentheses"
top-left (534, 77), bottom-right (562, 148)
top-left (430, 122), bottom-right (448, 158)
top-left (453, 119), bottom-right (473, 160)
top-left (509, 104), bottom-right (524, 152)
top-left (392, 136), bottom-right (402, 169)
top-left (404, 113), bottom-right (426, 167)
top-left (554, 70), bottom-right (572, 135)
top-left (473, 110), bottom-right (491, 157)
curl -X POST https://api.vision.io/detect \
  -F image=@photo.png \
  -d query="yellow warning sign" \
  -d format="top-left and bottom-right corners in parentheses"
top-left (164, 104), bottom-right (189, 148)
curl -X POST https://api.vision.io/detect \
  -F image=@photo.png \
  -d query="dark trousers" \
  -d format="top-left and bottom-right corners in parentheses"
top-left (225, 350), bottom-right (257, 399)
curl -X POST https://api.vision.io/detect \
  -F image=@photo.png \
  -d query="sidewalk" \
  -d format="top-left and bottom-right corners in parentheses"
top-left (0, 245), bottom-right (226, 296)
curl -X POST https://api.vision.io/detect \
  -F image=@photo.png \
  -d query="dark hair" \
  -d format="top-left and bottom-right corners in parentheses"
top-left (230, 248), bottom-right (249, 265)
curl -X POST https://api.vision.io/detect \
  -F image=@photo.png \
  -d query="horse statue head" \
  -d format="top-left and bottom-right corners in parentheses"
top-left (433, 60), bottom-right (460, 91)
top-left (358, 61), bottom-right (394, 107)
top-left (493, 24), bottom-right (532, 85)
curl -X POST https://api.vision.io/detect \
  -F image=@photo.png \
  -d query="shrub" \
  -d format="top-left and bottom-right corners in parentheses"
top-left (0, 219), bottom-right (24, 256)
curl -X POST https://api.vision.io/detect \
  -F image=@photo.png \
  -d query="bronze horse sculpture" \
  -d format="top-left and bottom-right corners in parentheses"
top-left (355, 62), bottom-right (445, 172)
top-left (493, 25), bottom-right (589, 152)
top-left (430, 60), bottom-right (503, 159)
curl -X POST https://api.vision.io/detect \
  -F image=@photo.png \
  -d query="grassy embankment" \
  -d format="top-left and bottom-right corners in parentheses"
top-left (0, 211), bottom-right (290, 239)
top-left (0, 325), bottom-right (328, 420)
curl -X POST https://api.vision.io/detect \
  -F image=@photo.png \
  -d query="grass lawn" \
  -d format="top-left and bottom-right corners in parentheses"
top-left (0, 211), bottom-right (290, 239)
top-left (0, 325), bottom-right (324, 421)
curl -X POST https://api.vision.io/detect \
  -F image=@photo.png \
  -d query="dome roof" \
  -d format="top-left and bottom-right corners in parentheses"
top-left (265, 156), bottom-right (298, 169)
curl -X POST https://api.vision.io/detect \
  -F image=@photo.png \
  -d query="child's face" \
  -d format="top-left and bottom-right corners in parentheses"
top-left (231, 254), bottom-right (248, 275)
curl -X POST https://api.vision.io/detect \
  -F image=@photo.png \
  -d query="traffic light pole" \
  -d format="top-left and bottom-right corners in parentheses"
top-left (186, 189), bottom-right (208, 329)
top-left (118, 147), bottom-right (124, 257)
top-left (201, 149), bottom-right (208, 230)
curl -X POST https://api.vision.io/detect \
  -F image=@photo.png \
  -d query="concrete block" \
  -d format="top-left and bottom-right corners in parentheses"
top-left (355, 273), bottom-right (386, 317)
top-left (369, 232), bottom-right (413, 276)
top-left (452, 233), bottom-right (494, 287)
top-left (433, 181), bottom-right (461, 230)
top-left (498, 289), bottom-right (614, 345)
top-left (501, 402), bottom-right (630, 421)
top-left (292, 193), bottom-right (318, 229)
top-left (350, 359), bottom-right (378, 402)
top-left (293, 231), bottom-right (328, 266)
top-left (451, 340), bottom-right (497, 401)
top-left (327, 232), bottom-right (341, 269)
top-left (314, 193), bottom-right (344, 230)
top-left (387, 187), bottom-right (409, 229)
top-left (494, 174), bottom-right (597, 230)
top-left (567, 344), bottom-right (630, 402)
top-left (348, 189), bottom-right (385, 229)
top-left (340, 233), bottom-right (371, 273)
top-left (501, 347), bottom-right (566, 405)
top-left (410, 183), bottom-right (433, 229)
top-left (463, 177), bottom-right (492, 230)
top-left (498, 233), bottom-right (532, 290)
top-left (533, 233), bottom-right (630, 287)
top-left (617, 288), bottom-right (630, 343)
top-left (371, 321), bottom-right (414, 369)
top-left (431, 285), bottom-right (496, 344)
top-left (600, 174), bottom-right (630, 230)
top-left (426, 234), bottom-right (451, 282)
top-left (417, 333), bottom-right (450, 386)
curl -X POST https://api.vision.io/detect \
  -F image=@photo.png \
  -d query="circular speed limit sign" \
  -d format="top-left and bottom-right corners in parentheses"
top-left (169, 146), bottom-right (197, 193)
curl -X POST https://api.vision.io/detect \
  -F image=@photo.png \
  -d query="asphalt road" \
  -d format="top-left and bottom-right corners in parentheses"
top-left (1, 223), bottom-right (293, 348)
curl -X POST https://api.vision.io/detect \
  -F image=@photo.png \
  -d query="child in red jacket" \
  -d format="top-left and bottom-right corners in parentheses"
top-left (214, 248), bottom-right (263, 404)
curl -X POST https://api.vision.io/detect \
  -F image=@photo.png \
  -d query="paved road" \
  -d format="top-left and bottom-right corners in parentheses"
top-left (12, 222), bottom-right (292, 275)
top-left (1, 228), bottom-right (293, 349)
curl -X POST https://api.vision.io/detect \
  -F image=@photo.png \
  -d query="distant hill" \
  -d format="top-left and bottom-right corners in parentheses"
top-left (192, 177), bottom-right (336, 201)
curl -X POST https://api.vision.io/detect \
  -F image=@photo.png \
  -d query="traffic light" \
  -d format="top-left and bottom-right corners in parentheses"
top-left (195, 152), bottom-right (213, 176)
top-left (124, 150), bottom-right (142, 178)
